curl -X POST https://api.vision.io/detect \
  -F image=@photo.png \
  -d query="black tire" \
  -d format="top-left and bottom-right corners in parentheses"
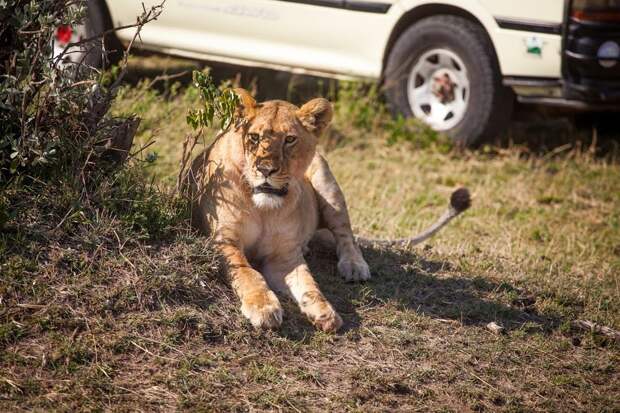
top-left (83, 0), bottom-right (123, 68)
top-left (384, 15), bottom-right (514, 147)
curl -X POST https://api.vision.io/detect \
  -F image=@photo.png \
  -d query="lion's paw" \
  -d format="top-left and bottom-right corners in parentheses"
top-left (240, 290), bottom-right (283, 329)
top-left (338, 255), bottom-right (371, 282)
top-left (311, 307), bottom-right (343, 333)
top-left (300, 292), bottom-right (343, 332)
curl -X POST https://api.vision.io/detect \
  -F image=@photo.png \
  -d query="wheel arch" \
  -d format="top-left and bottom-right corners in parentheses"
top-left (382, 3), bottom-right (500, 80)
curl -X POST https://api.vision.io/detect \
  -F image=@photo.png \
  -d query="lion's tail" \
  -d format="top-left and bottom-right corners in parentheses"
top-left (355, 188), bottom-right (471, 248)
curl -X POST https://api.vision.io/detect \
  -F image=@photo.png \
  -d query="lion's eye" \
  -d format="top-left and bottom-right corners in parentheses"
top-left (285, 135), bottom-right (297, 145)
top-left (247, 133), bottom-right (260, 144)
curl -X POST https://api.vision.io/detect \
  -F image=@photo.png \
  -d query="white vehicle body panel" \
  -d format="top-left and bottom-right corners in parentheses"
top-left (477, 0), bottom-right (562, 22)
top-left (106, 0), bottom-right (565, 79)
top-left (477, 0), bottom-right (564, 78)
top-left (108, 0), bottom-right (398, 78)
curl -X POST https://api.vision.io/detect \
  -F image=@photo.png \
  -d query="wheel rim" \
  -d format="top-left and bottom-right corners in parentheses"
top-left (407, 48), bottom-right (470, 131)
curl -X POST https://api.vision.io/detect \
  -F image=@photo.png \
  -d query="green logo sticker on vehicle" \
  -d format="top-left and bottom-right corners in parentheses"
top-left (525, 36), bottom-right (543, 56)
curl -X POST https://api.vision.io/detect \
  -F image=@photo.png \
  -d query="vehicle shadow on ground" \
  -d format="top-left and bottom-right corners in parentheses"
top-left (125, 52), bottom-right (331, 104)
top-left (292, 241), bottom-right (560, 338)
top-left (492, 105), bottom-right (620, 159)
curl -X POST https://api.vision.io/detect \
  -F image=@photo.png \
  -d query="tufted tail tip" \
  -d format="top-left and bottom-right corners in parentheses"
top-left (450, 187), bottom-right (471, 214)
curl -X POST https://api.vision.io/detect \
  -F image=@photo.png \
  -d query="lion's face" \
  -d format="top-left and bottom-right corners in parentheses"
top-left (235, 90), bottom-right (333, 209)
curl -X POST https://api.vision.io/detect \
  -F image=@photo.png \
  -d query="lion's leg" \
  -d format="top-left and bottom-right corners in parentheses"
top-left (307, 154), bottom-right (370, 281)
top-left (219, 242), bottom-right (283, 329)
top-left (286, 263), bottom-right (343, 332)
top-left (262, 254), bottom-right (342, 332)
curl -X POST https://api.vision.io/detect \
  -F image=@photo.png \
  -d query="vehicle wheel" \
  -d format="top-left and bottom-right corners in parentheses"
top-left (53, 0), bottom-right (122, 68)
top-left (384, 15), bottom-right (514, 147)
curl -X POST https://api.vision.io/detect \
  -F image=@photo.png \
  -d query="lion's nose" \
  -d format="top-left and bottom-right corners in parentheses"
top-left (257, 164), bottom-right (279, 178)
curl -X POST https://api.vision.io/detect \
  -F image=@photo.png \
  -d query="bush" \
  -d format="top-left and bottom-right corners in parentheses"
top-left (1, 1), bottom-right (89, 175)
top-left (0, 0), bottom-right (160, 180)
top-left (0, 1), bottom-right (176, 236)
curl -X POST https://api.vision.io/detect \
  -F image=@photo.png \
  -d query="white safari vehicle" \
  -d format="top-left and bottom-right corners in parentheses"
top-left (57, 0), bottom-right (620, 145)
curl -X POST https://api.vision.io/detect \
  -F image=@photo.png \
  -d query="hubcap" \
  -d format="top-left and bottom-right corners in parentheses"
top-left (407, 48), bottom-right (470, 131)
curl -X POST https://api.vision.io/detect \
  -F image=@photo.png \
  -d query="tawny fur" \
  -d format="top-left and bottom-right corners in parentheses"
top-left (186, 90), bottom-right (468, 332)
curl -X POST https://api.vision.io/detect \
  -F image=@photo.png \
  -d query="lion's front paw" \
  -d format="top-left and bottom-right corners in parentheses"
top-left (299, 291), bottom-right (342, 332)
top-left (312, 308), bottom-right (343, 333)
top-left (240, 289), bottom-right (283, 329)
top-left (337, 254), bottom-right (371, 282)
top-left (300, 292), bottom-right (343, 332)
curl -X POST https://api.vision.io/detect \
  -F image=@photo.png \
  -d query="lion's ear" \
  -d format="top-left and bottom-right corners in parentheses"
top-left (297, 98), bottom-right (333, 136)
top-left (234, 88), bottom-right (257, 120)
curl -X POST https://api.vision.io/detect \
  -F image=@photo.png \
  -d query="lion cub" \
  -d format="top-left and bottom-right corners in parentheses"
top-left (187, 89), bottom-right (469, 332)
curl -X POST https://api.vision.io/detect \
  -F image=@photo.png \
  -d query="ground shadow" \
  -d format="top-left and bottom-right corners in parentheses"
top-left (491, 104), bottom-right (620, 159)
top-left (305, 241), bottom-right (559, 335)
top-left (125, 51), bottom-right (334, 104)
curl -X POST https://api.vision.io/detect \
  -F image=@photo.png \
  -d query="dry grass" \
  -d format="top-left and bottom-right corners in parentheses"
top-left (1, 55), bottom-right (619, 411)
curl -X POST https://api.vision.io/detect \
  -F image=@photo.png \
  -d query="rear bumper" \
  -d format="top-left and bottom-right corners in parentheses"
top-left (561, 16), bottom-right (620, 107)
